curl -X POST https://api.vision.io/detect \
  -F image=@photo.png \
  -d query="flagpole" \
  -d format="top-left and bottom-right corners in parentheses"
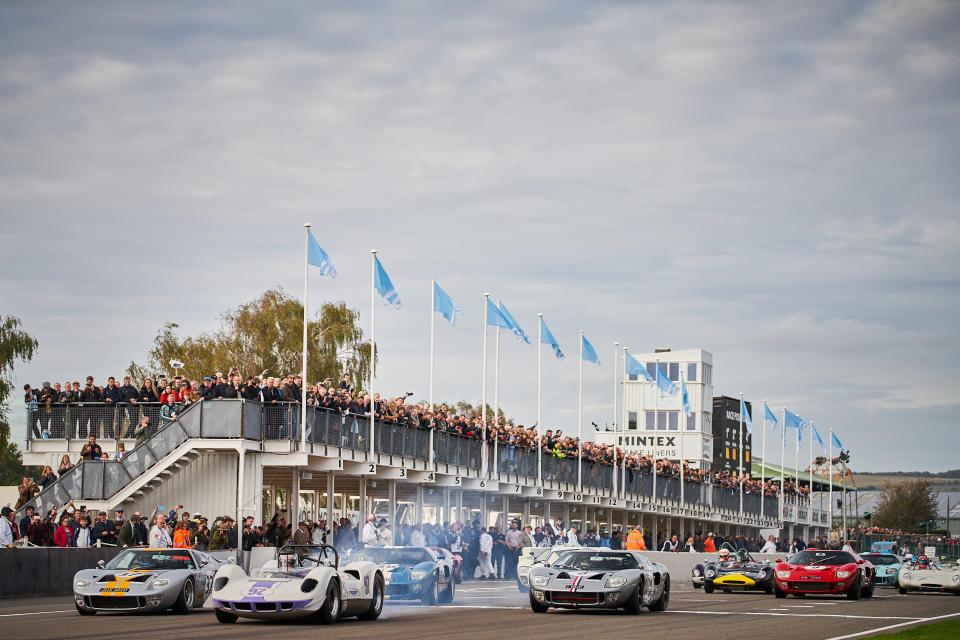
top-left (780, 408), bottom-right (786, 526)
top-left (577, 330), bottom-right (583, 493)
top-left (429, 278), bottom-right (436, 468)
top-left (738, 392), bottom-right (744, 516)
top-left (621, 347), bottom-right (627, 500)
top-left (808, 421), bottom-right (814, 530)
top-left (494, 303), bottom-right (501, 477)
top-left (794, 420), bottom-right (800, 521)
top-left (301, 223), bottom-right (310, 451)
top-left (653, 357), bottom-right (658, 507)
top-left (612, 342), bottom-right (619, 497)
top-left (760, 400), bottom-right (767, 519)
top-left (482, 293), bottom-right (490, 477)
top-left (369, 250), bottom-right (377, 459)
top-left (679, 376), bottom-right (685, 507)
top-left (537, 313), bottom-right (543, 489)
top-left (829, 427), bottom-right (833, 537)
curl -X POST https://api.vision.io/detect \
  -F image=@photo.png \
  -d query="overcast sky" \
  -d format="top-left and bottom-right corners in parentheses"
top-left (1, 1), bottom-right (957, 472)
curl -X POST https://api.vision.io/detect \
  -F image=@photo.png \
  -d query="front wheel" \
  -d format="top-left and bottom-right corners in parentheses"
top-left (529, 592), bottom-right (549, 613)
top-left (359, 575), bottom-right (383, 620)
top-left (703, 581), bottom-right (715, 594)
top-left (774, 583), bottom-right (788, 599)
top-left (421, 575), bottom-right (439, 606)
top-left (862, 576), bottom-right (875, 599)
top-left (76, 603), bottom-right (96, 616)
top-left (172, 578), bottom-right (194, 614)
top-left (649, 577), bottom-right (670, 612)
top-left (215, 609), bottom-right (238, 623)
top-left (439, 573), bottom-right (455, 604)
top-left (623, 579), bottom-right (644, 615)
top-left (846, 574), bottom-right (862, 601)
top-left (898, 585), bottom-right (909, 595)
top-left (316, 581), bottom-right (341, 624)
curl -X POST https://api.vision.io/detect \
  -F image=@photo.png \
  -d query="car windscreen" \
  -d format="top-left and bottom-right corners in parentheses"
top-left (553, 551), bottom-right (638, 571)
top-left (105, 550), bottom-right (195, 570)
top-left (355, 547), bottom-right (433, 565)
top-left (862, 554), bottom-right (898, 566)
top-left (787, 550), bottom-right (854, 566)
top-left (534, 548), bottom-right (555, 563)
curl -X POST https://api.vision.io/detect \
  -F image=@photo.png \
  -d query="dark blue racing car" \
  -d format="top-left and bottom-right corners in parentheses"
top-left (350, 546), bottom-right (455, 605)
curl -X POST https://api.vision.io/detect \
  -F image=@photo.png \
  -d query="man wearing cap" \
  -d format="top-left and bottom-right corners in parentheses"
top-left (293, 521), bottom-right (311, 547)
top-left (0, 506), bottom-right (17, 546)
top-left (150, 513), bottom-right (172, 548)
top-left (361, 515), bottom-right (379, 546)
top-left (92, 510), bottom-right (118, 546)
top-left (113, 509), bottom-right (125, 533)
top-left (199, 377), bottom-right (216, 400)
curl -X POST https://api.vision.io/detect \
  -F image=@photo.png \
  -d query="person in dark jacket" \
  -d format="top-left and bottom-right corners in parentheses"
top-left (117, 513), bottom-right (146, 547)
top-left (118, 376), bottom-right (140, 437)
top-left (91, 510), bottom-right (118, 545)
top-left (199, 377), bottom-right (216, 399)
top-left (79, 376), bottom-right (101, 439)
top-left (139, 377), bottom-right (160, 403)
top-left (100, 377), bottom-right (121, 438)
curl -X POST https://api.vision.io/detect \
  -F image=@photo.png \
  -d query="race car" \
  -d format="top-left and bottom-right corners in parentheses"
top-left (527, 548), bottom-right (669, 614)
top-left (207, 544), bottom-right (383, 624)
top-left (698, 546), bottom-right (776, 594)
top-left (73, 548), bottom-right (222, 615)
top-left (774, 549), bottom-right (875, 599)
top-left (428, 547), bottom-right (462, 584)
top-left (897, 555), bottom-right (960, 595)
top-left (518, 545), bottom-right (590, 592)
top-left (351, 546), bottom-right (455, 605)
top-left (861, 552), bottom-right (903, 588)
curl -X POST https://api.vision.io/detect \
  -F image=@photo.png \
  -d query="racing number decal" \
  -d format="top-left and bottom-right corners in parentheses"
top-left (454, 476), bottom-right (461, 485)
top-left (514, 485), bottom-right (521, 493)
top-left (400, 469), bottom-right (405, 477)
top-left (368, 464), bottom-right (376, 473)
top-left (479, 481), bottom-right (486, 488)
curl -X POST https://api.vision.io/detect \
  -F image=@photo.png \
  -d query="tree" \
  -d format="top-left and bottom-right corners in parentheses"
top-left (129, 289), bottom-right (374, 388)
top-left (872, 479), bottom-right (939, 533)
top-left (0, 315), bottom-right (39, 485)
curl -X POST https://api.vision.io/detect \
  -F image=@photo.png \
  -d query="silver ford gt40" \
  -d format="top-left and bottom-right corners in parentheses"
top-left (527, 549), bottom-right (670, 614)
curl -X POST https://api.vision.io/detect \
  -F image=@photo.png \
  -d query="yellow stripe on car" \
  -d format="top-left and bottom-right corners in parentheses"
top-left (100, 570), bottom-right (151, 597)
top-left (713, 574), bottom-right (756, 587)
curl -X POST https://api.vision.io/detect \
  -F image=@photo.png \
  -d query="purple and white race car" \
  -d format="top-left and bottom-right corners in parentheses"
top-left (205, 544), bottom-right (384, 624)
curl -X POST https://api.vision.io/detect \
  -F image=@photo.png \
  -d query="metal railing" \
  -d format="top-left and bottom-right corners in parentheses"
top-left (23, 400), bottom-right (800, 521)
top-left (25, 402), bottom-right (166, 442)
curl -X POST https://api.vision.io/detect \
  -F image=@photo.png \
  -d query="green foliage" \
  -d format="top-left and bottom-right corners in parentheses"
top-left (872, 478), bottom-right (939, 533)
top-left (129, 289), bottom-right (374, 386)
top-left (0, 315), bottom-right (38, 485)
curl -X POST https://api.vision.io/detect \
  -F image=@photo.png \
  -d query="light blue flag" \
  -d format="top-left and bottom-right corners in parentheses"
top-left (539, 317), bottom-right (565, 360)
top-left (784, 409), bottom-right (805, 429)
top-left (764, 402), bottom-right (779, 429)
top-left (581, 335), bottom-right (600, 365)
top-left (486, 298), bottom-right (512, 328)
top-left (656, 365), bottom-right (678, 397)
top-left (797, 424), bottom-right (803, 453)
top-left (812, 424), bottom-right (826, 452)
top-left (740, 396), bottom-right (753, 434)
top-left (831, 432), bottom-right (843, 450)
top-left (373, 256), bottom-right (402, 309)
top-left (625, 352), bottom-right (654, 382)
top-left (433, 282), bottom-right (460, 326)
top-left (682, 376), bottom-right (692, 417)
top-left (307, 230), bottom-right (338, 278)
top-left (498, 302), bottom-right (530, 345)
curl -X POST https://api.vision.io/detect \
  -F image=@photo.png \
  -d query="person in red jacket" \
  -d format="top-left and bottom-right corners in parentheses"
top-left (53, 515), bottom-right (75, 547)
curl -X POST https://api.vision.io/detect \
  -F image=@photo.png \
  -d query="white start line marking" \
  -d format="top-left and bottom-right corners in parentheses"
top-left (666, 610), bottom-right (920, 621)
top-left (0, 610), bottom-right (76, 618)
top-left (824, 611), bottom-right (960, 640)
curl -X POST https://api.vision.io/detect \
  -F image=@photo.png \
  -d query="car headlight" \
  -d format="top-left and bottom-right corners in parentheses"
top-left (531, 576), bottom-right (550, 588)
top-left (776, 570), bottom-right (791, 579)
top-left (519, 566), bottom-right (531, 576)
top-left (952, 575), bottom-right (959, 584)
top-left (706, 569), bottom-right (716, 578)
top-left (835, 571), bottom-right (851, 579)
top-left (410, 571), bottom-right (427, 581)
top-left (693, 569), bottom-right (701, 577)
top-left (74, 579), bottom-right (91, 588)
top-left (606, 576), bottom-right (627, 588)
top-left (901, 572), bottom-right (910, 581)
top-left (152, 578), bottom-right (169, 588)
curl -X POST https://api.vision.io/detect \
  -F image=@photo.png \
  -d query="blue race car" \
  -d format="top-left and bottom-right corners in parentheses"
top-left (350, 546), bottom-right (455, 605)
top-left (861, 552), bottom-right (903, 587)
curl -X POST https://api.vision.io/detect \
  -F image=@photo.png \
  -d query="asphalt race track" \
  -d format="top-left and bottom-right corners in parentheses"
top-left (3, 581), bottom-right (959, 640)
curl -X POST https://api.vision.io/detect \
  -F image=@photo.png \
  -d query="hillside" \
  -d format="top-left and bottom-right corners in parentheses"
top-left (852, 470), bottom-right (960, 491)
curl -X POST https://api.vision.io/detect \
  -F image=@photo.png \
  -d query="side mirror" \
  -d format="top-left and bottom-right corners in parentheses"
top-left (227, 556), bottom-right (236, 564)
top-left (97, 560), bottom-right (106, 569)
top-left (857, 559), bottom-right (864, 564)
top-left (775, 558), bottom-right (782, 563)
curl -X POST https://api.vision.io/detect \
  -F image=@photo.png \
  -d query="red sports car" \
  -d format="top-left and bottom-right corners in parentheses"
top-left (774, 549), bottom-right (875, 599)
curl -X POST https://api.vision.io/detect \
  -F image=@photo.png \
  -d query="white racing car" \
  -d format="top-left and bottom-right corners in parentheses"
top-left (206, 544), bottom-right (384, 624)
top-left (897, 556), bottom-right (960, 595)
top-left (517, 546), bottom-right (587, 592)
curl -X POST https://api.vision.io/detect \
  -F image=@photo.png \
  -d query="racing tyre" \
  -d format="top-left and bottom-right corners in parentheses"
top-left (764, 578), bottom-right (776, 595)
top-left (421, 574), bottom-right (439, 606)
top-left (215, 609), bottom-right (238, 624)
top-left (529, 592), bottom-right (549, 613)
top-left (862, 576), bottom-right (875, 599)
top-left (172, 578), bottom-right (194, 614)
top-left (898, 586), bottom-right (908, 595)
top-left (649, 576), bottom-right (670, 612)
top-left (703, 581), bottom-right (715, 594)
top-left (846, 573), bottom-right (862, 601)
top-left (439, 572), bottom-right (455, 604)
top-left (76, 604), bottom-right (96, 616)
top-left (316, 580), bottom-right (341, 624)
top-left (359, 575), bottom-right (384, 621)
top-left (623, 578), bottom-right (644, 615)
top-left (774, 583), bottom-right (788, 599)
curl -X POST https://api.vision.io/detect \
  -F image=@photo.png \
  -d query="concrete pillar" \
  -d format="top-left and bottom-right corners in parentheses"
top-left (359, 478), bottom-right (367, 523)
top-left (651, 514), bottom-right (658, 549)
top-left (523, 498), bottom-right (530, 527)
top-left (481, 493), bottom-right (488, 528)
top-left (564, 503), bottom-right (570, 527)
top-left (326, 472), bottom-right (335, 530)
top-left (388, 480), bottom-right (397, 526)
top-left (544, 500), bottom-right (551, 524)
top-left (416, 484), bottom-right (424, 525)
top-left (457, 490), bottom-right (464, 524)
top-left (291, 468), bottom-right (301, 524)
top-left (443, 488), bottom-right (451, 525)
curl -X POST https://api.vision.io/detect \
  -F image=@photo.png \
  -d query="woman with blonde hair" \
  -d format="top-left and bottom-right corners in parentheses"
top-left (57, 454), bottom-right (74, 476)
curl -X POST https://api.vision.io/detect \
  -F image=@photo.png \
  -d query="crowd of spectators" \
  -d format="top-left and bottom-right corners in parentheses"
top-left (23, 367), bottom-right (809, 503)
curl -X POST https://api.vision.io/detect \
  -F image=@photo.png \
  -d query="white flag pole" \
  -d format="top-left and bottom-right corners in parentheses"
top-left (481, 293), bottom-right (490, 476)
top-left (301, 223), bottom-right (310, 451)
top-left (577, 330), bottom-right (583, 493)
top-left (779, 407), bottom-right (786, 524)
top-left (794, 420), bottom-right (800, 518)
top-left (828, 427), bottom-right (834, 537)
top-left (621, 347), bottom-right (628, 500)
top-left (611, 341), bottom-right (619, 496)
top-left (738, 392), bottom-right (744, 516)
top-left (760, 400), bottom-right (767, 519)
top-left (653, 358), bottom-right (658, 506)
top-left (428, 278), bottom-right (436, 467)
top-left (808, 421), bottom-right (814, 530)
top-left (680, 375), bottom-right (685, 506)
top-left (369, 250), bottom-right (377, 458)
top-left (494, 302), bottom-right (501, 477)
top-left (537, 313), bottom-right (543, 488)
